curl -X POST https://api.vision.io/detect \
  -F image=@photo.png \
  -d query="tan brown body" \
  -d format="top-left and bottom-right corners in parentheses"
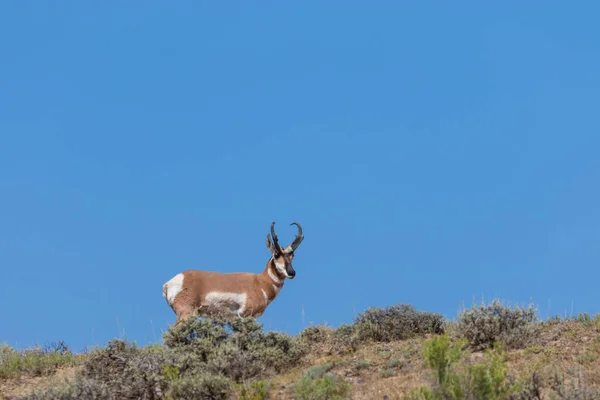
top-left (163, 222), bottom-right (303, 326)
top-left (163, 259), bottom-right (287, 325)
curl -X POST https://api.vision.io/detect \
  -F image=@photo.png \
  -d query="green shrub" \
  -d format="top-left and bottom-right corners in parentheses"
top-left (574, 312), bottom-right (600, 331)
top-left (164, 313), bottom-right (307, 381)
top-left (328, 304), bottom-right (444, 354)
top-left (410, 334), bottom-right (520, 400)
top-left (79, 336), bottom-right (238, 399)
top-left (25, 336), bottom-right (233, 400)
top-left (466, 348), bottom-right (517, 400)
top-left (458, 300), bottom-right (538, 350)
top-left (355, 359), bottom-right (371, 371)
top-left (18, 377), bottom-right (111, 400)
top-left (257, 330), bottom-right (307, 374)
top-left (162, 315), bottom-right (230, 362)
top-left (238, 380), bottom-right (271, 400)
top-left (421, 334), bottom-right (464, 395)
top-left (549, 370), bottom-right (600, 400)
top-left (165, 373), bottom-right (232, 400)
top-left (81, 339), bottom-right (172, 400)
top-left (294, 374), bottom-right (351, 400)
top-left (386, 359), bottom-right (405, 369)
top-left (354, 304), bottom-right (445, 343)
top-left (299, 325), bottom-right (333, 344)
top-left (380, 369), bottom-right (396, 378)
top-left (74, 314), bottom-right (306, 399)
top-left (576, 312), bottom-right (591, 323)
top-left (510, 371), bottom-right (543, 400)
top-left (82, 339), bottom-right (139, 383)
top-left (304, 362), bottom-right (335, 379)
top-left (0, 341), bottom-right (78, 379)
top-left (549, 385), bottom-right (600, 400)
top-left (331, 324), bottom-right (360, 354)
top-left (293, 363), bottom-right (351, 400)
top-left (18, 314), bottom-right (306, 400)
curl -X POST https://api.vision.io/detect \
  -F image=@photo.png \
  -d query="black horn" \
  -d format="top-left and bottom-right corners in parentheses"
top-left (270, 222), bottom-right (283, 253)
top-left (287, 222), bottom-right (304, 251)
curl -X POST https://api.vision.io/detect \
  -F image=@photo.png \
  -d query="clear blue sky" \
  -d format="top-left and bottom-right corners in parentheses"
top-left (1, 2), bottom-right (599, 351)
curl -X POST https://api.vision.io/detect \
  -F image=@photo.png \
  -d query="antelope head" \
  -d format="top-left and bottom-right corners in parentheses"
top-left (266, 222), bottom-right (304, 279)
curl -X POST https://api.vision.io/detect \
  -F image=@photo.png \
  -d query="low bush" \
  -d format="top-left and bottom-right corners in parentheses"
top-left (510, 371), bottom-right (543, 400)
top-left (165, 373), bottom-right (232, 400)
top-left (238, 380), bottom-right (271, 400)
top-left (163, 312), bottom-right (307, 380)
top-left (81, 339), bottom-right (172, 400)
top-left (328, 304), bottom-right (445, 354)
top-left (18, 377), bottom-right (111, 400)
top-left (353, 304), bottom-right (445, 343)
top-left (548, 370), bottom-right (600, 400)
top-left (458, 300), bottom-right (538, 350)
top-left (330, 324), bottom-right (361, 354)
top-left (293, 363), bottom-right (351, 400)
top-left (12, 302), bottom-right (600, 400)
top-left (16, 312), bottom-right (307, 400)
top-left (0, 341), bottom-right (78, 379)
top-left (355, 359), bottom-right (370, 371)
top-left (386, 359), bottom-right (405, 369)
top-left (574, 312), bottom-right (600, 331)
top-left (410, 334), bottom-right (520, 400)
top-left (299, 325), bottom-right (334, 344)
top-left (380, 369), bottom-right (396, 378)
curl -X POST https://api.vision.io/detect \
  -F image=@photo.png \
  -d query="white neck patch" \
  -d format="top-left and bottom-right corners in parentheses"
top-left (268, 267), bottom-right (281, 284)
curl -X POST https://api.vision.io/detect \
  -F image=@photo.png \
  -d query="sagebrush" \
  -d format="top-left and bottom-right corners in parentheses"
top-left (458, 300), bottom-right (538, 350)
top-left (7, 301), bottom-right (600, 400)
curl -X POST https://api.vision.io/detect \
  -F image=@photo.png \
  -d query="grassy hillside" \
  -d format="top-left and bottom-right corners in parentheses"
top-left (1, 301), bottom-right (599, 400)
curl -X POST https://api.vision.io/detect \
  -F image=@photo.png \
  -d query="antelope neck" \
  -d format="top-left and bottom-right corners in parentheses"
top-left (264, 258), bottom-right (285, 286)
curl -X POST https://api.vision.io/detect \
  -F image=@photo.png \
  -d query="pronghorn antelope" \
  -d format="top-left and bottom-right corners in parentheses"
top-left (162, 222), bottom-right (304, 326)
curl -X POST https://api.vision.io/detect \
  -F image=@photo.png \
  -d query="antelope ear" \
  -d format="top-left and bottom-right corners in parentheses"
top-left (266, 234), bottom-right (277, 254)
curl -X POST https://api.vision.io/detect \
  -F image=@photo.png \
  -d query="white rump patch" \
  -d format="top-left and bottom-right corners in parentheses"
top-left (205, 291), bottom-right (247, 315)
top-left (163, 273), bottom-right (184, 306)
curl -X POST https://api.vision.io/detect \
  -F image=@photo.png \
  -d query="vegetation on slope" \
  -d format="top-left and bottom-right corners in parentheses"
top-left (1, 301), bottom-right (599, 400)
